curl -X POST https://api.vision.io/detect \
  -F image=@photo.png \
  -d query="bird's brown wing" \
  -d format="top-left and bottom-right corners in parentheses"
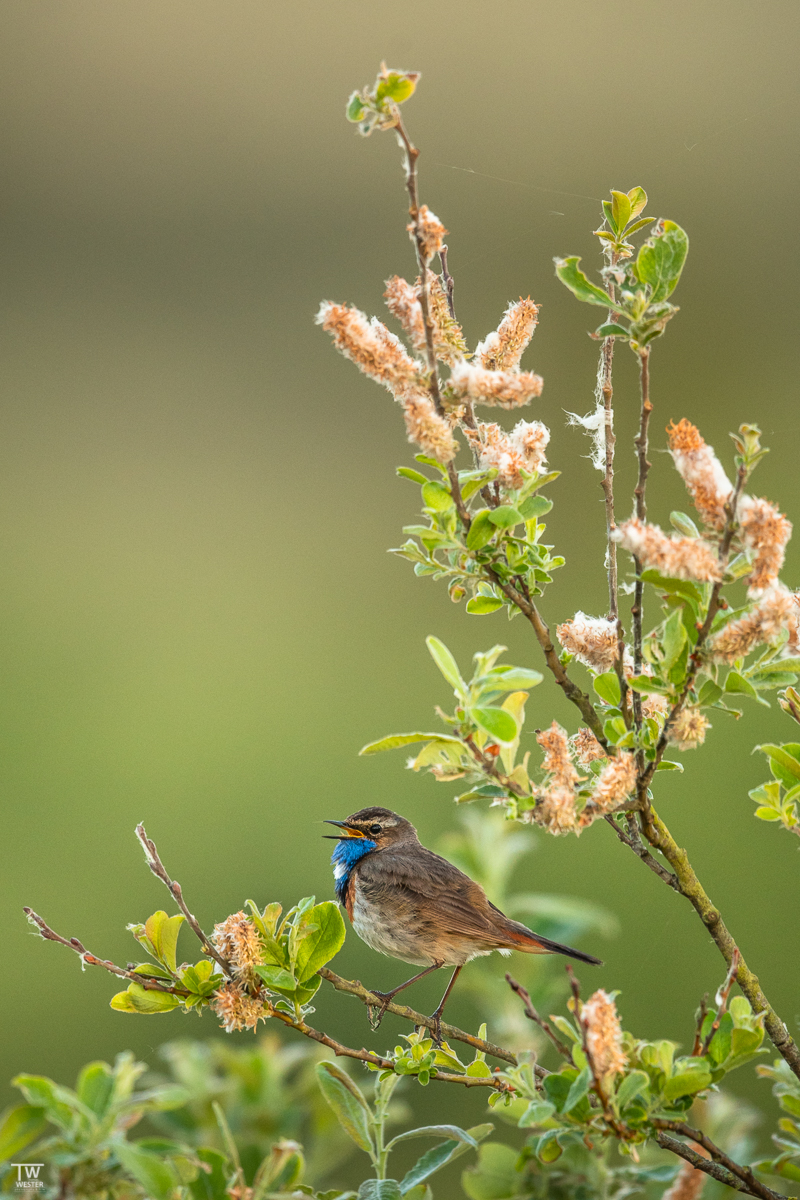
top-left (357, 845), bottom-right (512, 942)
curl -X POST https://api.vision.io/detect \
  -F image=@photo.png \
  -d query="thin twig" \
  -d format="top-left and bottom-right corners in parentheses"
top-left (318, 967), bottom-right (533, 1071)
top-left (23, 908), bottom-right (191, 997)
top-left (599, 260), bottom-right (619, 623)
top-left (135, 823), bottom-right (234, 979)
top-left (485, 568), bottom-right (610, 751)
top-left (631, 348), bottom-right (653, 754)
top-left (439, 244), bottom-right (456, 321)
top-left (700, 948), bottom-right (741, 1055)
top-left (602, 815), bottom-right (680, 891)
top-left (505, 974), bottom-right (572, 1059)
top-left (653, 1122), bottom-right (788, 1200)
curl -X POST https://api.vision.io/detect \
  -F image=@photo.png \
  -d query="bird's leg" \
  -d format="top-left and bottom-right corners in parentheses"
top-left (428, 965), bottom-right (463, 1045)
top-left (367, 962), bottom-right (444, 1030)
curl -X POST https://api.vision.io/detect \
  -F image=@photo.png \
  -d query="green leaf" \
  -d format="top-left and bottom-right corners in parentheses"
top-left (76, 1062), bottom-right (114, 1117)
top-left (656, 760), bottom-right (684, 772)
top-left (11, 1077), bottom-right (79, 1131)
top-left (399, 1133), bottom-right (483, 1194)
top-left (360, 732), bottom-right (462, 755)
top-left (315, 1063), bottom-right (373, 1154)
top-left (187, 1148), bottom-right (229, 1200)
top-left (0, 1104), bottom-right (48, 1160)
top-left (635, 221), bottom-right (689, 303)
top-left (113, 1140), bottom-right (182, 1200)
top-left (489, 667), bottom-right (543, 690)
top-left (466, 510), bottom-right (496, 551)
top-left (293, 902), bottom-right (346, 982)
top-left (376, 71), bottom-right (417, 104)
top-left (471, 706), bottom-right (518, 744)
top-left (255, 964), bottom-right (297, 991)
top-left (663, 1067), bottom-right (712, 1101)
top-left (670, 511), bottom-right (700, 538)
top-left (467, 596), bottom-right (504, 615)
top-left (755, 743), bottom-right (800, 785)
top-left (554, 257), bottom-right (626, 311)
top-left (488, 505), bottom-right (523, 529)
top-left (397, 466), bottom-right (429, 485)
top-left (517, 1100), bottom-right (556, 1127)
top-left (626, 216), bottom-right (656, 235)
top-left (518, 494), bottom-right (553, 520)
top-left (627, 187), bottom-right (648, 219)
top-left (610, 190), bottom-right (631, 233)
top-left (110, 984), bottom-right (180, 1014)
top-left (390, 1125), bottom-right (476, 1150)
top-left (697, 680), bottom-right (723, 706)
top-left (358, 1182), bottom-right (402, 1200)
top-left (615, 1070), bottom-right (649, 1109)
top-left (593, 672), bottom-right (621, 707)
top-left (562, 1068), bottom-right (590, 1113)
top-left (426, 636), bottom-right (466, 693)
top-left (662, 609), bottom-right (687, 671)
top-left (627, 675), bottom-right (671, 696)
top-left (144, 911), bottom-right (185, 973)
top-left (421, 481), bottom-right (454, 511)
top-left (595, 322), bottom-right (627, 339)
top-left (346, 93), bottom-right (366, 123)
top-left (726, 671), bottom-right (764, 703)
top-left (461, 1142), bottom-right (519, 1200)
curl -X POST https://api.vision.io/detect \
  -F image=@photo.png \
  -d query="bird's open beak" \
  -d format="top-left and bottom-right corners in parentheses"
top-left (322, 820), bottom-right (366, 840)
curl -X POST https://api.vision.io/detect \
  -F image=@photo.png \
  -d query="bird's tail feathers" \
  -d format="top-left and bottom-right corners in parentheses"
top-left (505, 924), bottom-right (602, 966)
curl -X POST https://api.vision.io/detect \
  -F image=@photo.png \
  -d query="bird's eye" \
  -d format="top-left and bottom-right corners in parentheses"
top-left (369, 824), bottom-right (382, 835)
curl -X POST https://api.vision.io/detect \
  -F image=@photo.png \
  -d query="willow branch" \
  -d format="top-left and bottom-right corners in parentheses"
top-left (603, 815), bottom-right (680, 891)
top-left (135, 823), bottom-right (234, 979)
top-left (439, 244), bottom-right (456, 321)
top-left (317, 966), bottom-right (532, 1071)
top-left (653, 1122), bottom-right (789, 1200)
top-left (505, 974), bottom-right (571, 1059)
top-left (23, 908), bottom-right (191, 997)
top-left (637, 801), bottom-right (800, 1079)
top-left (485, 567), bottom-right (610, 750)
top-left (599, 266), bottom-right (619, 622)
top-left (630, 348), bottom-right (652, 750)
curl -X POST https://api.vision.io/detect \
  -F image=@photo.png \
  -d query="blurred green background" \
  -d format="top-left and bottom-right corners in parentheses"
top-left (2, 0), bottom-right (799, 1177)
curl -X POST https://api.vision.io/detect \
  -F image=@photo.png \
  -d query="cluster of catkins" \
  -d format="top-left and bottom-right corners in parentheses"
top-left (617, 419), bottom-right (798, 659)
top-left (530, 721), bottom-right (638, 836)
top-left (209, 911), bottom-right (268, 1032)
top-left (316, 208), bottom-right (550, 483)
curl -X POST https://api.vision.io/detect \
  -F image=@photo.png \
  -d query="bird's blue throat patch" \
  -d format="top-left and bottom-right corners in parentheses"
top-left (331, 837), bottom-right (377, 903)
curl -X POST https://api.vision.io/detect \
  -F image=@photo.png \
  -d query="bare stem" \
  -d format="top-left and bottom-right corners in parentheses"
top-left (23, 907), bottom-right (191, 997)
top-left (638, 803), bottom-right (800, 1080)
top-left (486, 568), bottom-right (610, 750)
top-left (319, 966), bottom-right (531, 1071)
top-left (439, 244), bottom-right (456, 321)
top-left (603, 815), bottom-right (680, 891)
top-left (653, 1121), bottom-right (788, 1200)
top-left (631, 348), bottom-right (652, 745)
top-left (599, 264), bottom-right (619, 622)
top-left (135, 823), bottom-right (234, 979)
top-left (506, 974), bottom-right (572, 1059)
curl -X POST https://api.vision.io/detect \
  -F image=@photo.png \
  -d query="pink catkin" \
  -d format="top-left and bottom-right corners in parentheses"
top-left (614, 518), bottom-right (723, 583)
top-left (557, 613), bottom-right (620, 672)
top-left (464, 419), bottom-right (549, 489)
top-left (400, 388), bottom-right (458, 464)
top-left (384, 274), bottom-right (467, 366)
top-left (738, 495), bottom-right (792, 592)
top-left (410, 205), bottom-right (446, 263)
top-left (316, 302), bottom-right (422, 390)
top-left (449, 360), bottom-right (544, 410)
top-left (475, 298), bottom-right (539, 371)
top-left (709, 584), bottom-right (795, 662)
top-left (667, 419), bottom-right (733, 531)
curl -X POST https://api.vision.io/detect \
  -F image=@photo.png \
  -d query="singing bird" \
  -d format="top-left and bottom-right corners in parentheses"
top-left (325, 806), bottom-right (601, 1040)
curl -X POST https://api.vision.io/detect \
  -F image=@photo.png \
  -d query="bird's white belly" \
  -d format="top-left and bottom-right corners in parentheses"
top-left (349, 887), bottom-right (497, 968)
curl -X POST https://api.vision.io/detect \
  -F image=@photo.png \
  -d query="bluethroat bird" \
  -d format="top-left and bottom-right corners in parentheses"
top-left (325, 806), bottom-right (601, 1041)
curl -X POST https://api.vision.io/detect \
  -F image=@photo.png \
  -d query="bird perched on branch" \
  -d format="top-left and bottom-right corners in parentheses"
top-left (325, 806), bottom-right (601, 1041)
